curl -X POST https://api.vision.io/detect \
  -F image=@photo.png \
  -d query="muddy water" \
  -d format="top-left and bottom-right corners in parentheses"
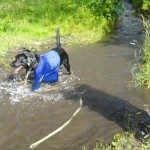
top-left (0, 1), bottom-right (150, 150)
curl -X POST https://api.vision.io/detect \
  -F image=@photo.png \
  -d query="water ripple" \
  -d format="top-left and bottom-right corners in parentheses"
top-left (0, 72), bottom-right (80, 104)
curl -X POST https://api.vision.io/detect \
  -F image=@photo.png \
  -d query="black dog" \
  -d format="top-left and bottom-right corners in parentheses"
top-left (10, 28), bottom-right (71, 90)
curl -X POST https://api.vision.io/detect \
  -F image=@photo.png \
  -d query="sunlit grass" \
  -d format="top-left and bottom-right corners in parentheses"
top-left (131, 18), bottom-right (150, 88)
top-left (82, 132), bottom-right (150, 150)
top-left (0, 0), bottom-right (121, 55)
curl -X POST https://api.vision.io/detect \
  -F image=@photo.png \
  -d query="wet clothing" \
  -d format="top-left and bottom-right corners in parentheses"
top-left (32, 50), bottom-right (60, 91)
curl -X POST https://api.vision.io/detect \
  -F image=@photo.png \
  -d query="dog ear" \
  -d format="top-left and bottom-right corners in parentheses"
top-left (22, 49), bottom-right (32, 59)
top-left (27, 53), bottom-right (37, 68)
top-left (27, 57), bottom-right (33, 66)
top-left (21, 47), bottom-right (31, 52)
top-left (20, 48), bottom-right (39, 68)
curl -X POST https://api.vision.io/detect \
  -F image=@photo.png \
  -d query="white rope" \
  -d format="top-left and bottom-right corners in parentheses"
top-left (30, 89), bottom-right (86, 149)
top-left (24, 71), bottom-right (30, 86)
top-left (43, 84), bottom-right (63, 93)
top-left (15, 71), bottom-right (30, 86)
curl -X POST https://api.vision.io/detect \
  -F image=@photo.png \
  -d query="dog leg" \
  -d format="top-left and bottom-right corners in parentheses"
top-left (63, 58), bottom-right (71, 74)
top-left (32, 80), bottom-right (42, 91)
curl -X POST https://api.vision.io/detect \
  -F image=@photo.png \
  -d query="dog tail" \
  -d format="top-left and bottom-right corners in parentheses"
top-left (56, 27), bottom-right (61, 48)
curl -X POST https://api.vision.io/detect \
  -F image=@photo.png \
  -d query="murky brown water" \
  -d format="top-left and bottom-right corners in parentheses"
top-left (0, 1), bottom-right (149, 150)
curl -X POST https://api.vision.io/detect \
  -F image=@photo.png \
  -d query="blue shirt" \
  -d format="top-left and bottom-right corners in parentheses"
top-left (32, 50), bottom-right (60, 91)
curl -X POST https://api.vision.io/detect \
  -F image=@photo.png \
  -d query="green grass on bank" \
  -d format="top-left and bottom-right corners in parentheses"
top-left (82, 131), bottom-right (150, 150)
top-left (130, 0), bottom-right (150, 88)
top-left (131, 0), bottom-right (150, 15)
top-left (0, 0), bottom-right (122, 57)
top-left (82, 110), bottom-right (150, 150)
top-left (131, 18), bottom-right (150, 88)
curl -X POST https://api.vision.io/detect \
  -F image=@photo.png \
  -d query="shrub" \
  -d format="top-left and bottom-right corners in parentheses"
top-left (131, 0), bottom-right (150, 15)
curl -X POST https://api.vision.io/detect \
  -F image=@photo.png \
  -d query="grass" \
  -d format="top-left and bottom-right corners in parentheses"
top-left (83, 111), bottom-right (150, 150)
top-left (0, 0), bottom-right (121, 46)
top-left (131, 0), bottom-right (150, 16)
top-left (131, 17), bottom-right (150, 88)
top-left (82, 131), bottom-right (150, 150)
top-left (0, 0), bottom-right (122, 67)
top-left (130, 1), bottom-right (150, 88)
top-left (82, 111), bottom-right (150, 150)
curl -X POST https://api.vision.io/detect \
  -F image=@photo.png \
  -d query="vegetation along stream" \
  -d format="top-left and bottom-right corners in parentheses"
top-left (0, 0), bottom-right (150, 150)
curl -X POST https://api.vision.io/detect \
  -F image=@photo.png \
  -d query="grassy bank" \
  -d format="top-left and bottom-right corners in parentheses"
top-left (82, 108), bottom-right (150, 150)
top-left (83, 131), bottom-right (150, 150)
top-left (0, 0), bottom-right (122, 56)
top-left (130, 0), bottom-right (150, 88)
top-left (130, 0), bottom-right (150, 16)
top-left (131, 18), bottom-right (150, 88)
top-left (127, 1), bottom-right (150, 147)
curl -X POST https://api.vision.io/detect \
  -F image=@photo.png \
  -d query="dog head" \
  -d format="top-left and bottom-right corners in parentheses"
top-left (10, 48), bottom-right (40, 74)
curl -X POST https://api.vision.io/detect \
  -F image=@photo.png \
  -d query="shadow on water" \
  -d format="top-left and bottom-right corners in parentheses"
top-left (62, 84), bottom-right (150, 140)
top-left (1, 75), bottom-right (149, 150)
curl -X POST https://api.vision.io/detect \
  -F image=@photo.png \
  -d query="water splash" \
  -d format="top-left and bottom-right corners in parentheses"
top-left (0, 71), bottom-right (80, 104)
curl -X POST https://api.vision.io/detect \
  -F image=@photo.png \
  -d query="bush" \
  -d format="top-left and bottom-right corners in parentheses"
top-left (131, 0), bottom-right (150, 15)
top-left (0, 0), bottom-right (123, 60)
top-left (0, 0), bottom-right (122, 35)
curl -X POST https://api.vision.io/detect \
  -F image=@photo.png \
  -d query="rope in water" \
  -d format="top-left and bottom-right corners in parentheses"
top-left (24, 71), bottom-right (30, 86)
top-left (15, 71), bottom-right (86, 149)
top-left (30, 89), bottom-right (86, 149)
top-left (16, 72), bottom-right (62, 91)
top-left (43, 84), bottom-right (63, 93)
top-left (15, 71), bottom-right (30, 86)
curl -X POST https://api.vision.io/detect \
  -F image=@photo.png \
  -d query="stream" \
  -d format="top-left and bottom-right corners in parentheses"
top-left (0, 1), bottom-right (149, 150)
